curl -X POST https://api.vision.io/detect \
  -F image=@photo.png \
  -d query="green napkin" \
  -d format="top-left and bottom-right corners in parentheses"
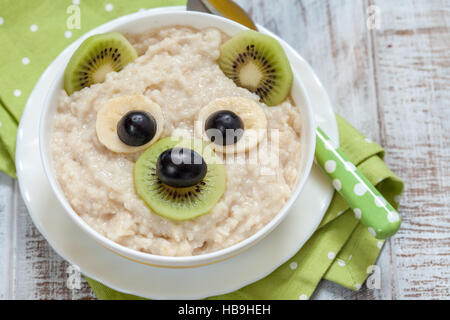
top-left (0, 0), bottom-right (403, 300)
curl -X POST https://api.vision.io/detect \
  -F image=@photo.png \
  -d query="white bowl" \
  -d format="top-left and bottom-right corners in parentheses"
top-left (39, 10), bottom-right (316, 268)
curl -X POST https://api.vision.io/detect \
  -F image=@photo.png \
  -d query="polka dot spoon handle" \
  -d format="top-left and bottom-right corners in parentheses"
top-left (315, 127), bottom-right (401, 239)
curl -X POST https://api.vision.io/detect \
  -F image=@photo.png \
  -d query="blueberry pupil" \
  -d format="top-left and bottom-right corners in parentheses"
top-left (205, 110), bottom-right (244, 146)
top-left (156, 148), bottom-right (207, 188)
top-left (117, 111), bottom-right (156, 146)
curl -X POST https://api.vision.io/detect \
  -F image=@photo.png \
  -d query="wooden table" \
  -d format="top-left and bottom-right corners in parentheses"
top-left (0, 0), bottom-right (448, 299)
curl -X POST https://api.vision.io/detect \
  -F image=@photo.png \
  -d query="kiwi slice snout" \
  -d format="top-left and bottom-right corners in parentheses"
top-left (134, 137), bottom-right (226, 221)
top-left (218, 30), bottom-right (293, 106)
top-left (64, 32), bottom-right (137, 95)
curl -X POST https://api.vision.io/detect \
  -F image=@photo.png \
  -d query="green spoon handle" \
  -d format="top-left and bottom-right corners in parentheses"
top-left (315, 127), bottom-right (401, 239)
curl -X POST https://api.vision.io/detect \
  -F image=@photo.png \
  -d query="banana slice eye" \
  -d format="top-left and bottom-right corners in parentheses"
top-left (196, 97), bottom-right (267, 154)
top-left (96, 95), bottom-right (164, 153)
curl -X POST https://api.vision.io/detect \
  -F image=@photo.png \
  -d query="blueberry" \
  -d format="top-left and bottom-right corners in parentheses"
top-left (117, 111), bottom-right (156, 146)
top-left (205, 110), bottom-right (244, 146)
top-left (156, 148), bottom-right (207, 188)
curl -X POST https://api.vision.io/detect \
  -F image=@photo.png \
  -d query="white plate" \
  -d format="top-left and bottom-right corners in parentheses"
top-left (15, 6), bottom-right (338, 299)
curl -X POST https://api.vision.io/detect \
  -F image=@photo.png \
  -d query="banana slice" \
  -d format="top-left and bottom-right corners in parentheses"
top-left (196, 97), bottom-right (267, 154)
top-left (96, 95), bottom-right (164, 153)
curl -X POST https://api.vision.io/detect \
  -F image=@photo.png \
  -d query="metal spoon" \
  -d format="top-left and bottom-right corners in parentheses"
top-left (187, 0), bottom-right (401, 239)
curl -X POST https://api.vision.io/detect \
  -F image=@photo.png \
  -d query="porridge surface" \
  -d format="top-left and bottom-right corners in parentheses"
top-left (51, 27), bottom-right (303, 256)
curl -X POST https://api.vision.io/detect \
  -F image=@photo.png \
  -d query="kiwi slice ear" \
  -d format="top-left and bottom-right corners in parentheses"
top-left (64, 32), bottom-right (137, 95)
top-left (218, 30), bottom-right (293, 106)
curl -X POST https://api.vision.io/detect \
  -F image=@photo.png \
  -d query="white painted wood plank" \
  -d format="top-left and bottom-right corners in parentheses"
top-left (12, 191), bottom-right (95, 299)
top-left (0, 174), bottom-right (15, 299)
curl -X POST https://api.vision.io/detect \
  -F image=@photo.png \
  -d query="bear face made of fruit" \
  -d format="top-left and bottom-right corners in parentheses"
top-left (63, 30), bottom-right (293, 221)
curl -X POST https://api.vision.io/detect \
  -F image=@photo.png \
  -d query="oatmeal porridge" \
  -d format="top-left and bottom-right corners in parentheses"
top-left (51, 27), bottom-right (302, 256)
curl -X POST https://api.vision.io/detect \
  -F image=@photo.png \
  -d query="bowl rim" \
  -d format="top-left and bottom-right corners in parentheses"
top-left (39, 10), bottom-right (316, 267)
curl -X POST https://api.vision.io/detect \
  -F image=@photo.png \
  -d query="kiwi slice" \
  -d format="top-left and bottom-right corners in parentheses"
top-left (64, 32), bottom-right (138, 95)
top-left (218, 30), bottom-right (293, 106)
top-left (134, 137), bottom-right (226, 221)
